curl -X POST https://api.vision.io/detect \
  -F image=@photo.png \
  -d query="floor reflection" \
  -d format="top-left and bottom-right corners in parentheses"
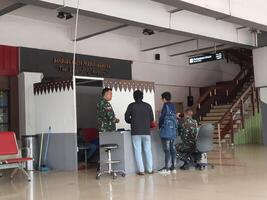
top-left (1, 145), bottom-right (267, 200)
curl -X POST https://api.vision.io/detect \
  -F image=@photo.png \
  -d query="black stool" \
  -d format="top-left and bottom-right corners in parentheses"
top-left (96, 144), bottom-right (125, 179)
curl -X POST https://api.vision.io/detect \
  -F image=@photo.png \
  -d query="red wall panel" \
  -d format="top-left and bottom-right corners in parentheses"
top-left (0, 45), bottom-right (19, 76)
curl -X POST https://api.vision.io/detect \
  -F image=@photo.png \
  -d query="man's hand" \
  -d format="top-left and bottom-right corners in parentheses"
top-left (150, 121), bottom-right (157, 129)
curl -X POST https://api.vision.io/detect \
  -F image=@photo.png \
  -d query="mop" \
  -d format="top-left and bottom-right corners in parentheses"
top-left (38, 127), bottom-right (51, 172)
top-left (38, 132), bottom-right (44, 171)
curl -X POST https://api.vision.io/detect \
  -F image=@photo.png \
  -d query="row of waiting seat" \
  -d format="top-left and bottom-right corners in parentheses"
top-left (0, 132), bottom-right (32, 181)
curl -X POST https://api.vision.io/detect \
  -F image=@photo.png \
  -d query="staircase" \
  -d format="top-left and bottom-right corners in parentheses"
top-left (193, 48), bottom-right (260, 146)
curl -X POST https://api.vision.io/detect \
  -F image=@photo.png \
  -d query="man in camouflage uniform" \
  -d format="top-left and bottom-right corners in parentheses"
top-left (96, 88), bottom-right (119, 132)
top-left (177, 108), bottom-right (198, 168)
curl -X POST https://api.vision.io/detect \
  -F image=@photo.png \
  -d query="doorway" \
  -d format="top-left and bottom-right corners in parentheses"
top-left (75, 76), bottom-right (103, 170)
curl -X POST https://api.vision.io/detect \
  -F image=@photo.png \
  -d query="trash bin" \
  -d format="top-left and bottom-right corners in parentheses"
top-left (21, 135), bottom-right (39, 171)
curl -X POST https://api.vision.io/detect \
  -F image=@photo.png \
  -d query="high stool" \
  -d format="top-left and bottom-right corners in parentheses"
top-left (96, 144), bottom-right (125, 179)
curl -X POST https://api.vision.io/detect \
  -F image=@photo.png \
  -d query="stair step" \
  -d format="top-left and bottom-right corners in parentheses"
top-left (199, 121), bottom-right (218, 125)
top-left (235, 120), bottom-right (241, 124)
top-left (204, 115), bottom-right (231, 120)
top-left (213, 135), bottom-right (219, 139)
top-left (202, 116), bottom-right (222, 121)
top-left (213, 124), bottom-right (236, 129)
top-left (200, 120), bottom-right (231, 126)
top-left (206, 113), bottom-right (225, 117)
top-left (213, 139), bottom-right (220, 144)
top-left (210, 108), bottom-right (228, 113)
top-left (213, 105), bottom-right (231, 109)
top-left (220, 124), bottom-right (238, 129)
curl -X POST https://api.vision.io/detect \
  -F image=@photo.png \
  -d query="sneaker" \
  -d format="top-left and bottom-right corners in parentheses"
top-left (147, 171), bottom-right (154, 175)
top-left (170, 166), bottom-right (177, 173)
top-left (158, 167), bottom-right (170, 174)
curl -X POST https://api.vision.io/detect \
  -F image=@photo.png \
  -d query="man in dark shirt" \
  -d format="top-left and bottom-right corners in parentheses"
top-left (125, 90), bottom-right (154, 175)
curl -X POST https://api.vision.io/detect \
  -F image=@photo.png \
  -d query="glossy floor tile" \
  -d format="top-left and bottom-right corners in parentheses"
top-left (1, 145), bottom-right (267, 200)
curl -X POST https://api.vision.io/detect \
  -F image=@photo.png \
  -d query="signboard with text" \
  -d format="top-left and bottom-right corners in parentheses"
top-left (20, 47), bottom-right (132, 80)
top-left (189, 52), bottom-right (223, 65)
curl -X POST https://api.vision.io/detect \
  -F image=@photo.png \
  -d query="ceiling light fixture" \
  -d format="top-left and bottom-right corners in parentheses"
top-left (57, 11), bottom-right (73, 20)
top-left (142, 29), bottom-right (155, 36)
top-left (65, 13), bottom-right (73, 20)
top-left (57, 11), bottom-right (65, 19)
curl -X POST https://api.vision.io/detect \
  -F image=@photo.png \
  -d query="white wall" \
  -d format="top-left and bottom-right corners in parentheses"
top-left (110, 88), bottom-right (155, 130)
top-left (260, 88), bottom-right (267, 104)
top-left (35, 90), bottom-right (76, 133)
top-left (154, 85), bottom-right (199, 114)
top-left (2, 14), bottom-right (240, 111)
top-left (219, 60), bottom-right (241, 81)
top-left (132, 58), bottom-right (239, 111)
top-left (18, 72), bottom-right (76, 135)
top-left (253, 47), bottom-right (267, 88)
top-left (18, 72), bottom-right (43, 136)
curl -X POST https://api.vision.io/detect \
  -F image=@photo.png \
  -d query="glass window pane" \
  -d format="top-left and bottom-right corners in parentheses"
top-left (0, 91), bottom-right (8, 107)
top-left (0, 124), bottom-right (8, 132)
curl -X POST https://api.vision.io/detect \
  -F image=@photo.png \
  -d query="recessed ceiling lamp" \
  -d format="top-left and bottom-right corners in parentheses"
top-left (65, 13), bottom-right (73, 20)
top-left (142, 29), bottom-right (155, 35)
top-left (57, 11), bottom-right (73, 20)
top-left (57, 11), bottom-right (65, 19)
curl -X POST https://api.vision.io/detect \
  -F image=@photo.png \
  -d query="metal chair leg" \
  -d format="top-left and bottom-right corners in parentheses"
top-left (112, 172), bottom-right (117, 179)
top-left (10, 163), bottom-right (31, 181)
top-left (115, 170), bottom-right (126, 177)
top-left (10, 168), bottom-right (19, 179)
top-left (197, 163), bottom-right (214, 170)
top-left (96, 170), bottom-right (109, 179)
top-left (20, 163), bottom-right (31, 181)
top-left (96, 148), bottom-right (126, 180)
top-left (20, 168), bottom-right (31, 182)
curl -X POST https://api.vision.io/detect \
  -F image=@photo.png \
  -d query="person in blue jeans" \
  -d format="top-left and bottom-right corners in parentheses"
top-left (77, 129), bottom-right (99, 162)
top-left (86, 139), bottom-right (99, 161)
top-left (125, 90), bottom-right (154, 175)
top-left (159, 92), bottom-right (178, 174)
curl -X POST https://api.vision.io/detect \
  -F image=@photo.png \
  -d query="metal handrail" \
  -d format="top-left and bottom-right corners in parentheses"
top-left (216, 81), bottom-right (255, 144)
top-left (231, 84), bottom-right (254, 112)
top-left (192, 68), bottom-right (252, 121)
top-left (217, 82), bottom-right (254, 125)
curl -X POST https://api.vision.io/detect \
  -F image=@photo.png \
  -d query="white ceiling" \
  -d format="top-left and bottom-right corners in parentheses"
top-left (6, 4), bottom-right (230, 55)
top-left (112, 26), bottom-right (151, 39)
top-left (9, 5), bottom-right (75, 25)
top-left (8, 5), bottom-right (150, 39)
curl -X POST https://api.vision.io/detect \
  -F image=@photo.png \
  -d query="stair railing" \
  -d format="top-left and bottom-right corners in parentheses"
top-left (193, 67), bottom-right (253, 122)
top-left (216, 82), bottom-right (259, 145)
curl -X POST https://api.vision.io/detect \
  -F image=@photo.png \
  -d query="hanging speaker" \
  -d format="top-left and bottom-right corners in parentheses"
top-left (187, 96), bottom-right (194, 107)
top-left (155, 54), bottom-right (160, 60)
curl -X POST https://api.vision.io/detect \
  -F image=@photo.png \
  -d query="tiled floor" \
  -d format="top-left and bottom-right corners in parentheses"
top-left (1, 145), bottom-right (267, 200)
